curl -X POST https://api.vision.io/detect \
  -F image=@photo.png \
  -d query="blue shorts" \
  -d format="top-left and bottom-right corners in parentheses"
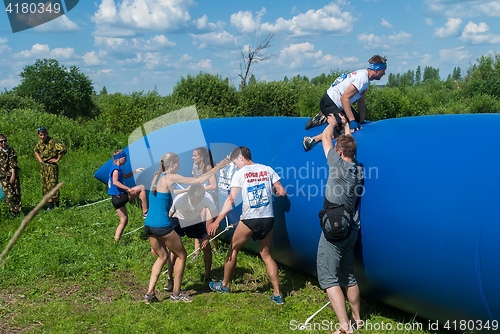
top-left (143, 224), bottom-right (174, 238)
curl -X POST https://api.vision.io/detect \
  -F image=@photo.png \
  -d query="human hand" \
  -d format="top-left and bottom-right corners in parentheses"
top-left (215, 158), bottom-right (230, 171)
top-left (339, 114), bottom-right (347, 126)
top-left (349, 120), bottom-right (360, 133)
top-left (136, 168), bottom-right (145, 173)
top-left (207, 222), bottom-right (219, 237)
top-left (9, 175), bottom-right (14, 184)
top-left (201, 238), bottom-right (209, 250)
top-left (151, 247), bottom-right (156, 257)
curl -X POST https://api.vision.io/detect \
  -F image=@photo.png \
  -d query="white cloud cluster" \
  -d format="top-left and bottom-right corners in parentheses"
top-left (434, 18), bottom-right (462, 37)
top-left (277, 42), bottom-right (358, 70)
top-left (439, 46), bottom-right (470, 63)
top-left (258, 3), bottom-right (355, 36)
top-left (95, 35), bottom-right (176, 53)
top-left (34, 15), bottom-right (80, 32)
top-left (358, 31), bottom-right (412, 50)
top-left (230, 8), bottom-right (267, 33)
top-left (425, 0), bottom-right (500, 18)
top-left (459, 21), bottom-right (500, 44)
top-left (92, 0), bottom-right (194, 36)
top-left (15, 44), bottom-right (76, 59)
top-left (83, 50), bottom-right (108, 66)
top-left (190, 31), bottom-right (239, 50)
top-left (0, 38), bottom-right (11, 54)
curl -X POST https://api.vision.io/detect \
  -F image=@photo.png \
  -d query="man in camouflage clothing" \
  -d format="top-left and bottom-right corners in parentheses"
top-left (34, 127), bottom-right (66, 211)
top-left (0, 134), bottom-right (22, 217)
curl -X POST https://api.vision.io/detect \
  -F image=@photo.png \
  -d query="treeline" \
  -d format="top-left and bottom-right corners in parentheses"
top-left (2, 54), bottom-right (500, 136)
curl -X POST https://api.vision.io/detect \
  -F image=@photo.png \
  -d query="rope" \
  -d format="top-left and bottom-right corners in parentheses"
top-left (162, 224), bottom-right (234, 275)
top-left (122, 225), bottom-right (143, 236)
top-left (75, 197), bottom-right (111, 208)
top-left (300, 301), bottom-right (331, 330)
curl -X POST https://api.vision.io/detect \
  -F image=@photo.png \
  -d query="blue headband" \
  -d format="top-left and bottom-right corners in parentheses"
top-left (368, 62), bottom-right (387, 71)
top-left (114, 152), bottom-right (127, 159)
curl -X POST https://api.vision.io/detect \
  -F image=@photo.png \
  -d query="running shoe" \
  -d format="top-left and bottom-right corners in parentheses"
top-left (270, 294), bottom-right (285, 305)
top-left (164, 279), bottom-right (173, 291)
top-left (209, 280), bottom-right (230, 293)
top-left (170, 292), bottom-right (195, 303)
top-left (305, 111), bottom-right (327, 130)
top-left (302, 137), bottom-right (317, 152)
top-left (143, 293), bottom-right (159, 305)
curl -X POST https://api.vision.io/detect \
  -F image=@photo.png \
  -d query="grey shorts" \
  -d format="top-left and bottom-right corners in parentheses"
top-left (317, 228), bottom-right (358, 289)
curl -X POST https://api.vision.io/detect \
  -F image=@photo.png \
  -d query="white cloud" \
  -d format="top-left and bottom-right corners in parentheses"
top-left (260, 3), bottom-right (355, 36)
top-left (95, 35), bottom-right (176, 52)
top-left (0, 74), bottom-right (18, 89)
top-left (358, 31), bottom-right (412, 50)
top-left (15, 44), bottom-right (76, 59)
top-left (277, 42), bottom-right (358, 70)
top-left (460, 21), bottom-right (500, 44)
top-left (434, 18), bottom-right (462, 37)
top-left (422, 54), bottom-right (433, 65)
top-left (190, 31), bottom-right (239, 50)
top-left (0, 38), bottom-right (11, 54)
top-left (439, 46), bottom-right (470, 63)
top-left (83, 50), bottom-right (107, 66)
top-left (34, 15), bottom-right (79, 32)
top-left (193, 14), bottom-right (223, 31)
top-left (424, 0), bottom-right (500, 18)
top-left (92, 0), bottom-right (194, 36)
top-left (381, 18), bottom-right (393, 29)
top-left (117, 53), bottom-right (143, 67)
top-left (230, 8), bottom-right (266, 33)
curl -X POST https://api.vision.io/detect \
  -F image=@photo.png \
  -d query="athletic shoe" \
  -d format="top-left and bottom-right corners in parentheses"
top-left (164, 279), bottom-right (173, 291)
top-left (209, 280), bottom-right (230, 293)
top-left (302, 137), bottom-right (317, 152)
top-left (143, 293), bottom-right (159, 305)
top-left (270, 294), bottom-right (285, 305)
top-left (305, 111), bottom-right (327, 130)
top-left (170, 292), bottom-right (195, 303)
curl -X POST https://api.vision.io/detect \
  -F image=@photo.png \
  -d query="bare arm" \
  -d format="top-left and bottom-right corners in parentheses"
top-left (207, 187), bottom-right (241, 237)
top-left (322, 115), bottom-right (337, 158)
top-left (34, 151), bottom-right (44, 164)
top-left (168, 158), bottom-right (229, 187)
top-left (273, 180), bottom-right (286, 197)
top-left (112, 170), bottom-right (130, 192)
top-left (340, 84), bottom-right (360, 127)
top-left (124, 168), bottom-right (145, 179)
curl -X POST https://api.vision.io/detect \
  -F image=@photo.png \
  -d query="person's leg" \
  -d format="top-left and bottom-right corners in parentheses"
top-left (222, 221), bottom-right (253, 288)
top-left (259, 230), bottom-right (281, 296)
top-left (326, 285), bottom-right (352, 334)
top-left (346, 284), bottom-right (361, 327)
top-left (147, 235), bottom-right (169, 295)
top-left (199, 235), bottom-right (212, 278)
top-left (167, 250), bottom-right (176, 281)
top-left (114, 206), bottom-right (128, 241)
top-left (166, 232), bottom-right (187, 294)
top-left (128, 185), bottom-right (148, 215)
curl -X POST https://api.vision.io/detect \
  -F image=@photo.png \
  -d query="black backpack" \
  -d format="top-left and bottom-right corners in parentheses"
top-left (319, 165), bottom-right (360, 242)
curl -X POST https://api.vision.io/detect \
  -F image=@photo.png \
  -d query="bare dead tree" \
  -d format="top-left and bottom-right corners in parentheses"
top-left (239, 33), bottom-right (275, 90)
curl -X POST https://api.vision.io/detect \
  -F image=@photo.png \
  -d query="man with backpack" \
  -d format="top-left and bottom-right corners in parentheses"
top-left (317, 115), bottom-right (364, 334)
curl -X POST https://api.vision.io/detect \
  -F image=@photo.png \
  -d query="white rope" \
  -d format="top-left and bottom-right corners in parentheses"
top-left (75, 197), bottom-right (111, 208)
top-left (122, 225), bottom-right (143, 236)
top-left (162, 224), bottom-right (234, 275)
top-left (300, 301), bottom-right (331, 330)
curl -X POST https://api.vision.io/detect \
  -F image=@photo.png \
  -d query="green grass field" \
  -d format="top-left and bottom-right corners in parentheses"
top-left (0, 194), bottom-right (465, 334)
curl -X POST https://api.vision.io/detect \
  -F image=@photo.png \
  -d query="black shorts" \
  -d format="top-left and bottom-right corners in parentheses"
top-left (111, 192), bottom-right (129, 209)
top-left (242, 217), bottom-right (274, 241)
top-left (144, 224), bottom-right (175, 238)
top-left (174, 218), bottom-right (207, 239)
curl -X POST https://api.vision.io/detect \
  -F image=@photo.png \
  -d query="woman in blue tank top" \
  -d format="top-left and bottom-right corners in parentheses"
top-left (143, 152), bottom-right (229, 304)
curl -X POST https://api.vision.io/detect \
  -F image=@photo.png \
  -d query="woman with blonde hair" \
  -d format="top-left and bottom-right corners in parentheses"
top-left (143, 152), bottom-right (228, 304)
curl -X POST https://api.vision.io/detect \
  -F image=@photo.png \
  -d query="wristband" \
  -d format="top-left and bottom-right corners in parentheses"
top-left (349, 120), bottom-right (359, 129)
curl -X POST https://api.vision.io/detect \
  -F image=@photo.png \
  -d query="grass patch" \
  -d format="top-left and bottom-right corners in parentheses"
top-left (1, 201), bottom-right (463, 334)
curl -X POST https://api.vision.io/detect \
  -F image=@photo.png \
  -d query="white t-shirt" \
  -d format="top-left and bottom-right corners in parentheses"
top-left (326, 69), bottom-right (369, 110)
top-left (230, 163), bottom-right (280, 220)
top-left (170, 192), bottom-right (216, 227)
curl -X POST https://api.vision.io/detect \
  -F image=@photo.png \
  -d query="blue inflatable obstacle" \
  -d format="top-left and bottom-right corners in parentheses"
top-left (94, 114), bottom-right (500, 326)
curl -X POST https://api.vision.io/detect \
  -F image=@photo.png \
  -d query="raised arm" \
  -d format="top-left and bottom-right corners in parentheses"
top-left (207, 186), bottom-right (240, 237)
top-left (340, 84), bottom-right (360, 131)
top-left (322, 115), bottom-right (337, 158)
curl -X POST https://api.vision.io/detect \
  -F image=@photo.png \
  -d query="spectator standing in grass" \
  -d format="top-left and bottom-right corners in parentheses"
top-left (34, 127), bottom-right (66, 211)
top-left (0, 134), bottom-right (21, 217)
top-left (107, 149), bottom-right (148, 241)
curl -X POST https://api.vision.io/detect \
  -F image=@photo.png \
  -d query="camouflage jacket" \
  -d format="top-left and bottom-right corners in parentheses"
top-left (34, 137), bottom-right (67, 163)
top-left (0, 145), bottom-right (19, 179)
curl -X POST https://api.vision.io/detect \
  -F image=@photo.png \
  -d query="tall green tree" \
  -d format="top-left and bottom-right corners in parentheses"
top-left (15, 58), bottom-right (95, 119)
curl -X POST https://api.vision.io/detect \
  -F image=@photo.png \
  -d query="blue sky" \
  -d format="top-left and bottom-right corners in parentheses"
top-left (1, 0), bottom-right (499, 95)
